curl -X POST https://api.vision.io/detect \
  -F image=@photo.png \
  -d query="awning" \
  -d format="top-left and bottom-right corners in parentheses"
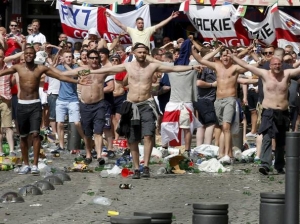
top-left (71, 0), bottom-right (299, 6)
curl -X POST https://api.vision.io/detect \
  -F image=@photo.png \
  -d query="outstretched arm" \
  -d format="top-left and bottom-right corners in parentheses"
top-left (288, 67), bottom-right (300, 78)
top-left (156, 63), bottom-right (196, 73)
top-left (45, 67), bottom-right (78, 84)
top-left (155, 11), bottom-right (179, 31)
top-left (106, 11), bottom-right (127, 32)
top-left (0, 66), bottom-right (17, 77)
top-left (4, 51), bottom-right (23, 63)
top-left (90, 64), bottom-right (126, 75)
top-left (191, 45), bottom-right (217, 70)
top-left (231, 55), bottom-right (267, 78)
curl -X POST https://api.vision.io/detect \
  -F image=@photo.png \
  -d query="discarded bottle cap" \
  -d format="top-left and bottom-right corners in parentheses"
top-left (107, 210), bottom-right (119, 216)
top-left (119, 184), bottom-right (132, 189)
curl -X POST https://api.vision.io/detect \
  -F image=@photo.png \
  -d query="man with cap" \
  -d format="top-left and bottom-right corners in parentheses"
top-left (85, 42), bottom-right (202, 179)
top-left (106, 11), bottom-right (179, 49)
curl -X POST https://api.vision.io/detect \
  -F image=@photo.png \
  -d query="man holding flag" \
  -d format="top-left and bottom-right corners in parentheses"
top-left (105, 11), bottom-right (179, 49)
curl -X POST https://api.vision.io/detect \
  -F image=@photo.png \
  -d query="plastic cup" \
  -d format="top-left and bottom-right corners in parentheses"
top-left (121, 168), bottom-right (133, 178)
top-left (100, 170), bottom-right (109, 178)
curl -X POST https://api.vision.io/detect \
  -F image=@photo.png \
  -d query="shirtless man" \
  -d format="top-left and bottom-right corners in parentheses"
top-left (85, 42), bottom-right (200, 179)
top-left (0, 47), bottom-right (87, 174)
top-left (192, 46), bottom-right (253, 164)
top-left (232, 55), bottom-right (300, 175)
top-left (57, 49), bottom-right (112, 166)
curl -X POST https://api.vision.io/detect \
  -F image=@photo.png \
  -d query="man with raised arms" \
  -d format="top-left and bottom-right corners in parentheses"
top-left (231, 55), bottom-right (300, 175)
top-left (78, 43), bottom-right (200, 179)
top-left (0, 47), bottom-right (87, 175)
top-left (191, 46), bottom-right (257, 164)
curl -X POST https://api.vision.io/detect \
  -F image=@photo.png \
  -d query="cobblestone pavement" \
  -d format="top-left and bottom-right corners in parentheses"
top-left (0, 151), bottom-right (286, 224)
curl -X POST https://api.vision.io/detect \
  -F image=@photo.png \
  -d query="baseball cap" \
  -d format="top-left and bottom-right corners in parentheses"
top-left (110, 54), bottom-right (121, 61)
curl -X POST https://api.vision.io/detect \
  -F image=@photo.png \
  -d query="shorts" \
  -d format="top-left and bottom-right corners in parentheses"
top-left (12, 94), bottom-right (18, 120)
top-left (112, 94), bottom-right (126, 115)
top-left (104, 101), bottom-right (112, 129)
top-left (128, 103), bottom-right (156, 144)
top-left (179, 105), bottom-right (191, 128)
top-left (247, 89), bottom-right (258, 111)
top-left (56, 100), bottom-right (80, 122)
top-left (47, 94), bottom-right (58, 120)
top-left (214, 97), bottom-right (236, 126)
top-left (194, 98), bottom-right (217, 126)
top-left (79, 100), bottom-right (108, 137)
top-left (17, 100), bottom-right (42, 137)
top-left (39, 87), bottom-right (48, 105)
top-left (0, 99), bottom-right (13, 128)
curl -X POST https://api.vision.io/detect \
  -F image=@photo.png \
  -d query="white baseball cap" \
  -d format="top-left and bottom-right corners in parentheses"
top-left (88, 28), bottom-right (100, 38)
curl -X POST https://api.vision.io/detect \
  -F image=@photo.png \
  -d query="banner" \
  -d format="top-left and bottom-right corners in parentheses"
top-left (187, 5), bottom-right (250, 46)
top-left (56, 0), bottom-right (151, 44)
top-left (241, 11), bottom-right (276, 46)
top-left (274, 10), bottom-right (300, 53)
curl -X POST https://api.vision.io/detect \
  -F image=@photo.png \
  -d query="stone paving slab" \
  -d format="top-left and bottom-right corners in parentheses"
top-left (0, 152), bottom-right (287, 224)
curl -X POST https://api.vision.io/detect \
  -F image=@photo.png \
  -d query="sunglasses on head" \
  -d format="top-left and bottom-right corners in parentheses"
top-left (263, 51), bottom-right (274, 55)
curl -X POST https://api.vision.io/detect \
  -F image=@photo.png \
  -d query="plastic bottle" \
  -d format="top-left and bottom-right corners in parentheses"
top-left (93, 196), bottom-right (112, 206)
top-left (100, 170), bottom-right (109, 178)
top-left (156, 167), bottom-right (166, 175)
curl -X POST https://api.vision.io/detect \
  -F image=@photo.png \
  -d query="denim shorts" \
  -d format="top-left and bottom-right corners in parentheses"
top-left (47, 94), bottom-right (58, 120)
top-left (17, 101), bottom-right (42, 137)
top-left (56, 100), bottom-right (80, 122)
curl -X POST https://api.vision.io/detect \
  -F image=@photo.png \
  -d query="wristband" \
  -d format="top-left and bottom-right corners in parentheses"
top-left (191, 65), bottom-right (194, 70)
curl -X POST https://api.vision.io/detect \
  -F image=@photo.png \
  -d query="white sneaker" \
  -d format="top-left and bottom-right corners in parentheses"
top-left (18, 165), bottom-right (31, 175)
top-left (246, 132), bottom-right (257, 138)
top-left (219, 155), bottom-right (231, 165)
top-left (31, 165), bottom-right (40, 175)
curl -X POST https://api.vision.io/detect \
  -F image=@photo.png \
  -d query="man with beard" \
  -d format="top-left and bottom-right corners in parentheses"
top-left (84, 42), bottom-right (201, 179)
top-left (231, 55), bottom-right (300, 175)
top-left (56, 50), bottom-right (113, 166)
top-left (0, 47), bottom-right (87, 175)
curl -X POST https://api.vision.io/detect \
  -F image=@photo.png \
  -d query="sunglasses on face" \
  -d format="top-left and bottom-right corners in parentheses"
top-left (10, 24), bottom-right (17, 27)
top-left (28, 29), bottom-right (32, 31)
top-left (263, 51), bottom-right (274, 55)
top-left (88, 57), bottom-right (99, 60)
top-left (111, 59), bottom-right (119, 62)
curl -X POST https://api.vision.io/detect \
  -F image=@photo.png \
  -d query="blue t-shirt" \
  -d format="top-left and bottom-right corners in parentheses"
top-left (56, 64), bottom-right (78, 102)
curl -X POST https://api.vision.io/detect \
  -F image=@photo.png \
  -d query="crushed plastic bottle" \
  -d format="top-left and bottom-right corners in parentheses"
top-left (92, 196), bottom-right (112, 206)
top-left (156, 167), bottom-right (166, 175)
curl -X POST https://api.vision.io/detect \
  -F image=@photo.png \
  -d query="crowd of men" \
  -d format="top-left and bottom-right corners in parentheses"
top-left (0, 11), bottom-right (299, 178)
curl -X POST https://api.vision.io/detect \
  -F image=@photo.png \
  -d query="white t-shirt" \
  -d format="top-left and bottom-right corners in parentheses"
top-left (27, 32), bottom-right (46, 44)
top-left (126, 26), bottom-right (156, 49)
top-left (46, 76), bottom-right (60, 95)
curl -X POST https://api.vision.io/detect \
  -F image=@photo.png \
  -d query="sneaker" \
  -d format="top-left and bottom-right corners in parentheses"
top-left (258, 166), bottom-right (269, 176)
top-left (277, 168), bottom-right (285, 175)
top-left (219, 155), bottom-right (231, 165)
top-left (142, 166), bottom-right (150, 178)
top-left (245, 132), bottom-right (257, 138)
top-left (56, 146), bottom-right (64, 151)
top-left (107, 150), bottom-right (116, 158)
top-left (18, 165), bottom-right (31, 175)
top-left (84, 157), bottom-right (92, 165)
top-left (132, 169), bottom-right (141, 179)
top-left (182, 150), bottom-right (191, 159)
top-left (31, 165), bottom-right (40, 175)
